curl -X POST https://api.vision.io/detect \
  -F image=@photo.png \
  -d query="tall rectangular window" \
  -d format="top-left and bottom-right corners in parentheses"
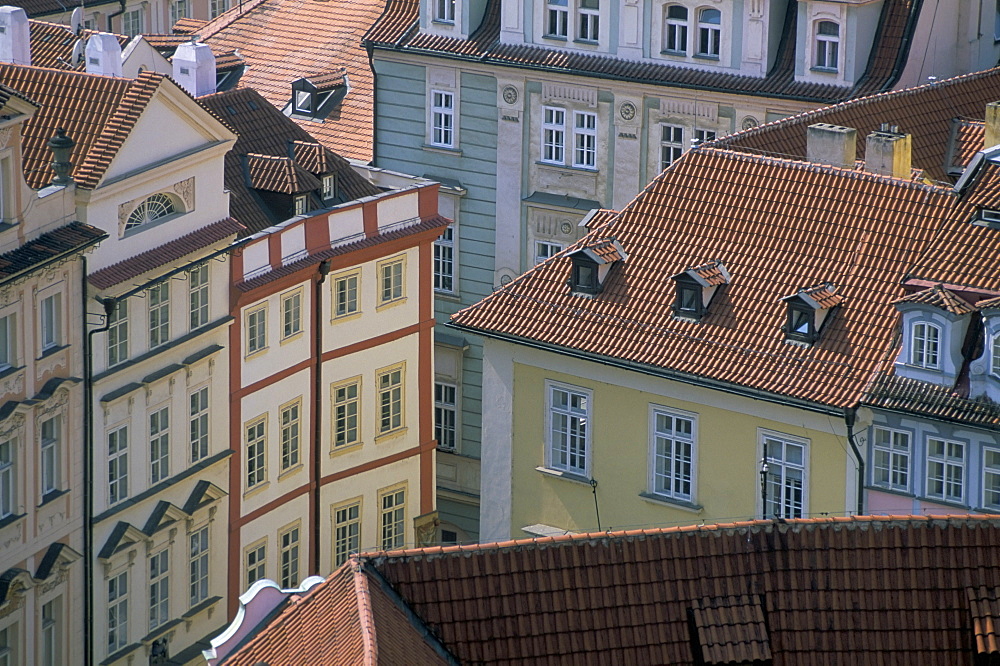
top-left (40, 293), bottom-right (61, 352)
top-left (333, 272), bottom-right (359, 318)
top-left (578, 0), bottom-right (599, 41)
top-left (547, 383), bottom-right (590, 476)
top-left (0, 438), bottom-right (13, 518)
top-left (169, 0), bottom-right (189, 26)
top-left (431, 91), bottom-right (455, 148)
top-left (149, 407), bottom-right (169, 484)
top-left (148, 282), bottom-right (170, 348)
top-left (435, 382), bottom-right (457, 450)
top-left (434, 0), bottom-right (454, 21)
top-left (872, 427), bottom-right (910, 492)
top-left (294, 195), bottom-right (308, 216)
top-left (0, 313), bottom-right (15, 369)
top-left (281, 290), bottom-right (302, 340)
top-left (246, 418), bottom-right (266, 488)
top-left (379, 258), bottom-right (405, 305)
top-left (245, 541), bottom-right (266, 587)
top-left (926, 437), bottom-right (965, 503)
top-left (246, 306), bottom-right (267, 354)
top-left (322, 174), bottom-right (335, 200)
top-left (121, 8), bottom-right (142, 37)
top-left (573, 111), bottom-right (597, 168)
top-left (650, 408), bottom-right (695, 501)
top-left (188, 264), bottom-right (209, 330)
top-left (333, 380), bottom-right (360, 448)
top-left (189, 527), bottom-right (209, 605)
top-left (107, 300), bottom-right (128, 366)
top-left (433, 226), bottom-right (455, 293)
top-left (279, 525), bottom-right (300, 588)
top-left (189, 387), bottom-right (209, 462)
top-left (0, 625), bottom-right (10, 666)
top-left (108, 425), bottom-right (128, 505)
top-left (377, 365), bottom-right (404, 435)
top-left (208, 0), bottom-right (229, 19)
top-left (334, 501), bottom-right (361, 566)
top-left (380, 487), bottom-right (405, 550)
top-left (40, 416), bottom-right (60, 495)
top-left (546, 0), bottom-right (567, 37)
top-left (41, 599), bottom-right (57, 666)
top-left (984, 447), bottom-right (1000, 510)
top-left (107, 572), bottom-right (128, 653)
top-left (542, 106), bottom-right (566, 164)
top-left (814, 21), bottom-right (840, 70)
top-left (761, 432), bottom-right (806, 519)
top-left (664, 5), bottom-right (688, 53)
top-left (911, 323), bottom-right (940, 368)
top-left (660, 124), bottom-right (684, 170)
top-left (280, 401), bottom-right (300, 471)
top-left (697, 8), bottom-right (721, 57)
top-left (148, 550), bottom-right (169, 631)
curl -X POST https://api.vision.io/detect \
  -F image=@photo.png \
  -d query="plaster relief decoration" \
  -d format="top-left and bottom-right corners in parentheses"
top-left (543, 83), bottom-right (597, 108)
top-left (619, 101), bottom-right (637, 122)
top-left (533, 210), bottom-right (579, 240)
top-left (502, 85), bottom-right (519, 105)
top-left (0, 286), bottom-right (16, 307)
top-left (742, 116), bottom-right (761, 130)
top-left (661, 97), bottom-right (718, 123)
top-left (0, 127), bottom-right (11, 148)
top-left (0, 371), bottom-right (24, 397)
top-left (173, 177), bottom-right (195, 210)
top-left (0, 414), bottom-right (23, 440)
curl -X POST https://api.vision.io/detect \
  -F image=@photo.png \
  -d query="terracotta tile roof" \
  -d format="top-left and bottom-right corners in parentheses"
top-left (794, 282), bottom-right (844, 309)
top-left (196, 0), bottom-right (384, 161)
top-left (720, 67), bottom-right (1000, 183)
top-left (0, 64), bottom-right (164, 189)
top-left (301, 67), bottom-right (346, 91)
top-left (171, 17), bottom-right (208, 34)
top-left (895, 283), bottom-right (978, 315)
top-left (140, 32), bottom-right (191, 55)
top-left (27, 20), bottom-right (130, 70)
top-left (580, 236), bottom-right (623, 263)
top-left (969, 586), bottom-right (1000, 658)
top-left (212, 48), bottom-right (244, 71)
top-left (947, 119), bottom-right (985, 173)
top-left (219, 563), bottom-right (451, 666)
top-left (8, 0), bottom-right (108, 17)
top-left (246, 153), bottom-right (321, 193)
top-left (690, 259), bottom-right (730, 287)
top-left (452, 148), bottom-right (973, 408)
top-left (862, 372), bottom-right (1000, 430)
top-left (366, 0), bottom-right (918, 105)
top-left (0, 221), bottom-right (106, 282)
top-left (198, 87), bottom-right (380, 234)
top-left (231, 515), bottom-right (1000, 665)
top-left (962, 161), bottom-right (1000, 208)
top-left (88, 217), bottom-right (242, 289)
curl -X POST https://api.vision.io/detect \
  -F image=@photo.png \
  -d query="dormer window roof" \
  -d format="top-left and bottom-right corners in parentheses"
top-left (893, 284), bottom-right (977, 386)
top-left (245, 154), bottom-right (322, 194)
top-left (290, 68), bottom-right (348, 119)
top-left (671, 259), bottom-right (730, 322)
top-left (894, 283), bottom-right (977, 316)
top-left (782, 282), bottom-right (842, 344)
top-left (566, 237), bottom-right (626, 297)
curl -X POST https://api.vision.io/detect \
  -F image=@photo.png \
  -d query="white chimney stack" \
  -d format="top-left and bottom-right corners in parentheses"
top-left (806, 123), bottom-right (858, 170)
top-left (0, 6), bottom-right (31, 66)
top-left (172, 41), bottom-right (216, 97)
top-left (85, 32), bottom-right (123, 77)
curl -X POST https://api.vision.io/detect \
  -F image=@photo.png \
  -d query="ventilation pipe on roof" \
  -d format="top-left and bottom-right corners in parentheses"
top-left (865, 124), bottom-right (912, 179)
top-left (85, 32), bottom-right (123, 77)
top-left (0, 6), bottom-right (31, 66)
top-left (806, 123), bottom-right (857, 169)
top-left (172, 41), bottom-right (216, 98)
top-left (986, 101), bottom-right (1000, 150)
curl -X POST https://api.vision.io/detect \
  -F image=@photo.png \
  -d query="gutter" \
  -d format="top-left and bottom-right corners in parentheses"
top-left (310, 260), bottom-right (331, 574)
top-left (447, 322), bottom-right (846, 417)
top-left (844, 406), bottom-right (865, 517)
top-left (106, 0), bottom-right (126, 33)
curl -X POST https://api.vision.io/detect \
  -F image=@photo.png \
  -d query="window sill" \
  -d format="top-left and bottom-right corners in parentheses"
top-left (693, 53), bottom-right (720, 61)
top-left (141, 617), bottom-right (183, 644)
top-left (660, 49), bottom-right (686, 57)
top-left (572, 38), bottom-right (600, 46)
top-left (542, 34), bottom-right (568, 42)
top-left (331, 311), bottom-right (362, 324)
top-left (243, 481), bottom-right (270, 499)
top-left (809, 66), bottom-right (839, 74)
top-left (434, 289), bottom-right (461, 302)
top-left (244, 346), bottom-right (269, 360)
top-left (330, 441), bottom-right (363, 457)
top-left (535, 161), bottom-right (599, 174)
top-left (39, 488), bottom-right (69, 507)
top-left (638, 491), bottom-right (702, 513)
top-left (183, 595), bottom-right (221, 621)
top-left (38, 343), bottom-right (68, 360)
top-left (375, 427), bottom-right (408, 443)
top-left (865, 484), bottom-right (914, 499)
top-left (376, 297), bottom-right (408, 312)
top-left (277, 463), bottom-right (304, 482)
top-left (121, 211), bottom-right (185, 239)
top-left (422, 144), bottom-right (463, 157)
top-left (535, 465), bottom-right (591, 486)
top-left (431, 18), bottom-right (455, 25)
top-left (918, 495), bottom-right (970, 511)
top-left (0, 512), bottom-right (25, 531)
top-left (280, 330), bottom-right (304, 346)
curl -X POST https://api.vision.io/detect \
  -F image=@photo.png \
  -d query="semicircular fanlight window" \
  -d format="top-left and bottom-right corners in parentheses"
top-left (125, 194), bottom-right (176, 231)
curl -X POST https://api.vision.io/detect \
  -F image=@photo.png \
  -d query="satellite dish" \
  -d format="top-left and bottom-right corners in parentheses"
top-left (70, 6), bottom-right (82, 34)
top-left (71, 38), bottom-right (84, 64)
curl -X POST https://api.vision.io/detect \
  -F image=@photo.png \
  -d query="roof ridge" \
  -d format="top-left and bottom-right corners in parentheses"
top-left (351, 560), bottom-right (378, 666)
top-left (198, 0), bottom-right (271, 39)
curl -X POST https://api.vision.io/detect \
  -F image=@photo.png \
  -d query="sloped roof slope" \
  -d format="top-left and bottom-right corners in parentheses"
top-left (196, 0), bottom-right (384, 161)
top-left (451, 147), bottom-right (977, 408)
top-left (27, 20), bottom-right (129, 70)
top-left (0, 221), bottom-right (106, 282)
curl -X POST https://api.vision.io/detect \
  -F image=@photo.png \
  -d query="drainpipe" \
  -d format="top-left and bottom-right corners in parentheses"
top-left (311, 259), bottom-right (331, 574)
top-left (106, 0), bottom-right (126, 33)
top-left (844, 406), bottom-right (865, 517)
top-left (83, 271), bottom-right (116, 666)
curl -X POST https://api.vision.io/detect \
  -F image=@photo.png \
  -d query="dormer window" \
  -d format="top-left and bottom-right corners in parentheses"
top-left (814, 21), bottom-right (840, 71)
top-left (672, 260), bottom-right (730, 322)
top-left (322, 174), bottom-right (335, 200)
top-left (978, 208), bottom-right (1000, 225)
top-left (124, 193), bottom-right (181, 234)
top-left (571, 256), bottom-right (599, 295)
top-left (294, 89), bottom-right (313, 114)
top-left (434, 0), bottom-right (455, 22)
top-left (566, 237), bottom-right (627, 298)
top-left (294, 195), bottom-right (308, 216)
top-left (894, 284), bottom-right (977, 386)
top-left (911, 322), bottom-right (941, 368)
top-left (782, 283), bottom-right (842, 344)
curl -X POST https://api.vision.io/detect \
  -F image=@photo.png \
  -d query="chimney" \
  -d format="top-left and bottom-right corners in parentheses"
top-left (806, 123), bottom-right (857, 169)
top-left (85, 32), bottom-right (123, 77)
top-left (0, 6), bottom-right (30, 66)
top-left (986, 101), bottom-right (1000, 150)
top-left (865, 124), bottom-right (912, 178)
top-left (172, 41), bottom-right (216, 97)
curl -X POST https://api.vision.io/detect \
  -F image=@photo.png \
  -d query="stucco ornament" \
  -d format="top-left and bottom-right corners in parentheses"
top-left (619, 101), bottom-right (637, 121)
top-left (741, 116), bottom-right (760, 130)
top-left (502, 85), bottom-right (518, 105)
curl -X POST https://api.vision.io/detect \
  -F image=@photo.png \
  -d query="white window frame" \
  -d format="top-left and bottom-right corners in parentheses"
top-left (983, 446), bottom-right (1000, 511)
top-left (40, 292), bottom-right (62, 352)
top-left (107, 571), bottom-right (128, 653)
top-left (572, 111), bottom-right (597, 169)
top-left (148, 282), bottom-right (170, 349)
top-left (648, 406), bottom-right (696, 502)
top-left (149, 407), bottom-right (169, 484)
top-left (542, 106), bottom-right (566, 165)
top-left (760, 430), bottom-right (808, 519)
top-left (280, 400), bottom-right (301, 471)
top-left (121, 8), bottom-right (143, 37)
top-left (377, 364), bottom-right (405, 435)
top-left (189, 386), bottom-right (209, 463)
top-left (246, 305), bottom-right (267, 355)
top-left (990, 334), bottom-right (1000, 377)
top-left (188, 264), bottom-right (209, 330)
top-left (0, 313), bottom-right (15, 370)
top-left (169, 0), bottom-right (189, 27)
top-left (535, 240), bottom-right (564, 265)
top-left (245, 417), bottom-right (266, 489)
top-left (925, 436), bottom-right (965, 504)
top-left (189, 526), bottom-right (209, 606)
top-left (107, 300), bottom-right (128, 366)
top-left (281, 289), bottom-right (302, 340)
top-left (379, 486), bottom-right (406, 550)
top-left (148, 549), bottom-right (169, 631)
top-left (0, 437), bottom-right (13, 518)
top-left (208, 0), bottom-right (229, 19)
top-left (435, 382), bottom-right (458, 450)
top-left (279, 524), bottom-right (300, 588)
top-left (910, 322), bottom-right (941, 369)
top-left (294, 195), bottom-right (308, 216)
top-left (545, 381), bottom-right (592, 477)
top-left (696, 8), bottom-right (721, 58)
top-left (663, 4), bottom-right (688, 54)
top-left (333, 270), bottom-right (360, 318)
top-left (577, 0), bottom-right (599, 42)
top-left (546, 0), bottom-right (568, 38)
top-left (334, 499), bottom-right (361, 566)
top-left (321, 174), bottom-right (335, 200)
top-left (660, 124), bottom-right (684, 170)
top-left (41, 598), bottom-right (58, 666)
top-left (430, 90), bottom-right (456, 148)
top-left (332, 379), bottom-right (361, 448)
top-left (245, 539), bottom-right (266, 587)
top-left (871, 426), bottom-right (911, 492)
top-left (433, 0), bottom-right (455, 22)
top-left (40, 416), bottom-right (60, 496)
top-left (814, 20), bottom-right (840, 71)
top-left (433, 225), bottom-right (456, 293)
top-left (107, 425), bottom-right (129, 505)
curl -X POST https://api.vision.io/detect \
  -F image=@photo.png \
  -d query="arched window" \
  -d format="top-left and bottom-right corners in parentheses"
top-left (814, 20), bottom-right (840, 71)
top-left (910, 322), bottom-right (941, 368)
top-left (697, 8), bottom-right (720, 58)
top-left (125, 193), bottom-right (177, 232)
top-left (664, 5), bottom-right (688, 54)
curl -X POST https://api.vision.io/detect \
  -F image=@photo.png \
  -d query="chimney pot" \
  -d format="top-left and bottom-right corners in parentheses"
top-left (85, 32), bottom-right (123, 77)
top-left (0, 6), bottom-right (30, 66)
top-left (986, 101), bottom-right (1000, 150)
top-left (865, 127), bottom-right (912, 178)
top-left (806, 123), bottom-right (858, 169)
top-left (172, 41), bottom-right (216, 97)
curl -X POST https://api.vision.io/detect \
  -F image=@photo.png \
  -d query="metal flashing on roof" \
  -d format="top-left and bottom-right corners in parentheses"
top-left (523, 190), bottom-right (601, 211)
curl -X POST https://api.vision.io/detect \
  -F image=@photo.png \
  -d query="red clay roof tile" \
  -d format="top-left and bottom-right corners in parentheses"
top-left (895, 284), bottom-right (977, 315)
top-left (245, 153), bottom-right (321, 194)
top-left (27, 20), bottom-right (130, 70)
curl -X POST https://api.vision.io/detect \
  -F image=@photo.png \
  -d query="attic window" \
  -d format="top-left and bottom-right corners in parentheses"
top-left (294, 90), bottom-right (313, 114)
top-left (294, 195), bottom-right (308, 216)
top-left (979, 208), bottom-right (1000, 225)
top-left (782, 283), bottom-right (842, 345)
top-left (125, 193), bottom-right (179, 232)
top-left (566, 237), bottom-right (627, 298)
top-left (322, 174), bottom-right (335, 200)
top-left (570, 256), bottom-right (600, 295)
top-left (671, 260), bottom-right (729, 322)
top-left (675, 281), bottom-right (702, 317)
